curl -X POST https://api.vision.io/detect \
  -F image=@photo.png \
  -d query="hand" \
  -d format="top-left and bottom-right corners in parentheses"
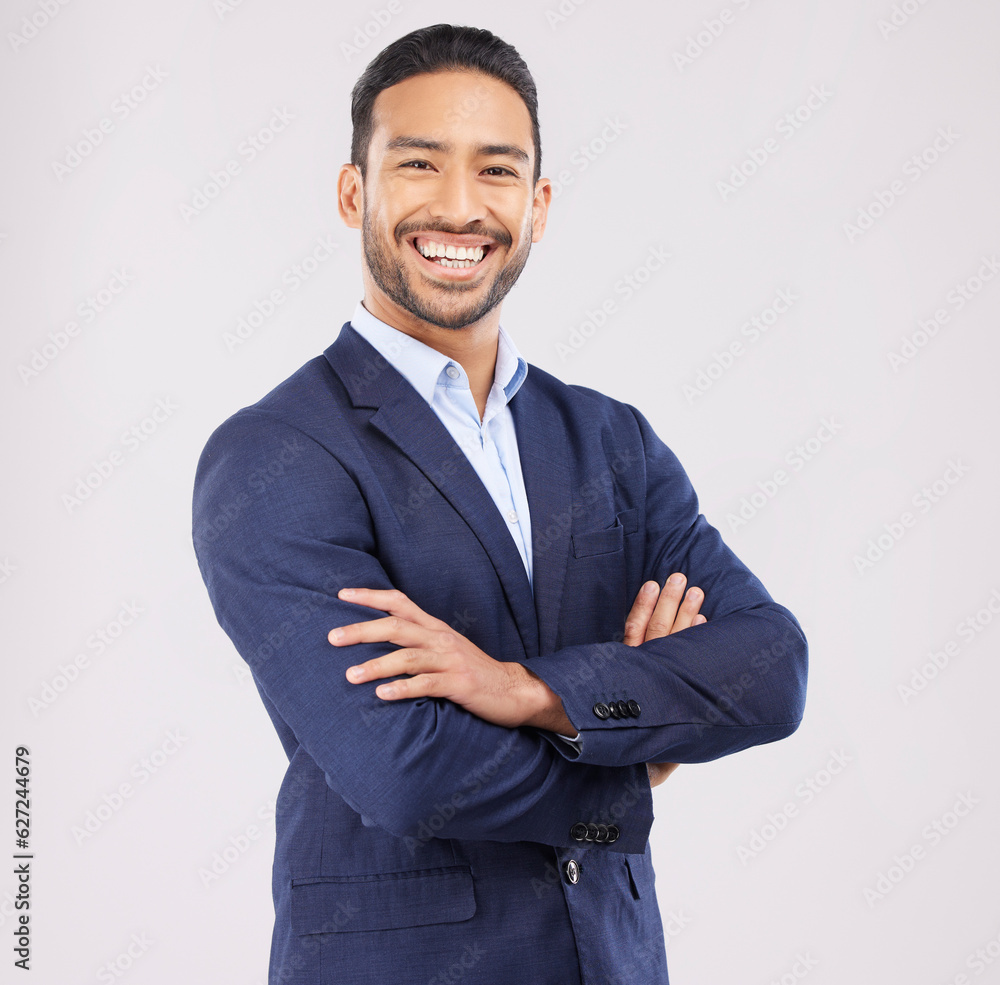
top-left (623, 572), bottom-right (707, 646)
top-left (646, 762), bottom-right (680, 786)
top-left (624, 573), bottom-right (708, 787)
top-left (330, 588), bottom-right (571, 732)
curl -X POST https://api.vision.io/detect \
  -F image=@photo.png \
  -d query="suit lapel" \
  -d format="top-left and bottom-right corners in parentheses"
top-left (325, 324), bottom-right (540, 660)
top-left (509, 376), bottom-right (572, 658)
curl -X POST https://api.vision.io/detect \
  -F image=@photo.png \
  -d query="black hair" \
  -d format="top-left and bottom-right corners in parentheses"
top-left (350, 24), bottom-right (542, 184)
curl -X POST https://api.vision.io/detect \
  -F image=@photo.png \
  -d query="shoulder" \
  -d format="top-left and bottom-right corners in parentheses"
top-left (192, 348), bottom-right (370, 550)
top-left (242, 351), bottom-right (343, 429)
top-left (193, 349), bottom-right (364, 522)
top-left (519, 364), bottom-right (684, 483)
top-left (200, 340), bottom-right (355, 460)
top-left (523, 361), bottom-right (644, 432)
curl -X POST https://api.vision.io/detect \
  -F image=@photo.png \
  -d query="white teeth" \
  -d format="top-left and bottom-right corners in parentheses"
top-left (416, 239), bottom-right (487, 265)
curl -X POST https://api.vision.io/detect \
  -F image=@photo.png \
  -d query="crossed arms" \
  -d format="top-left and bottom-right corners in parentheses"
top-left (193, 398), bottom-right (807, 853)
top-left (330, 575), bottom-right (709, 787)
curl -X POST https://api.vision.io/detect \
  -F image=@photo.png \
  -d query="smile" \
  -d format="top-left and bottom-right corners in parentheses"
top-left (413, 236), bottom-right (491, 270)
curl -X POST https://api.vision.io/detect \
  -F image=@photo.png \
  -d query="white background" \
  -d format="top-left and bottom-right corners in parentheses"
top-left (2, 1), bottom-right (999, 983)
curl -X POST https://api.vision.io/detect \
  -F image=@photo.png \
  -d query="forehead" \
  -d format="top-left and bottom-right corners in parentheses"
top-left (369, 70), bottom-right (533, 155)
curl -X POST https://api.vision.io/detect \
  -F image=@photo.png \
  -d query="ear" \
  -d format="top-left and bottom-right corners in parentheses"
top-left (531, 177), bottom-right (552, 243)
top-left (338, 163), bottom-right (364, 229)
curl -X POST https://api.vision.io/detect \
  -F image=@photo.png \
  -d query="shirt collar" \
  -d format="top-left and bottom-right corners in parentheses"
top-left (349, 300), bottom-right (528, 407)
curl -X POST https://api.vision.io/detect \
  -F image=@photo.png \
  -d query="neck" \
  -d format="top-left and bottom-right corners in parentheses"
top-left (361, 291), bottom-right (500, 420)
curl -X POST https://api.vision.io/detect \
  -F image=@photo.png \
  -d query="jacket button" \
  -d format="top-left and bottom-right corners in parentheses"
top-left (585, 823), bottom-right (599, 842)
top-left (593, 702), bottom-right (611, 720)
top-left (615, 700), bottom-right (631, 718)
top-left (563, 859), bottom-right (580, 885)
top-left (594, 823), bottom-right (609, 843)
top-left (570, 822), bottom-right (588, 841)
top-left (608, 702), bottom-right (622, 719)
top-left (627, 699), bottom-right (641, 717)
top-left (606, 825), bottom-right (620, 843)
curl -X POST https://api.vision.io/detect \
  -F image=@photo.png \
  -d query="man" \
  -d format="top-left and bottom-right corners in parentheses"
top-left (192, 24), bottom-right (807, 985)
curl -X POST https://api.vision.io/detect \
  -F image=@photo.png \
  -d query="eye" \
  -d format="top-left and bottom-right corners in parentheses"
top-left (399, 160), bottom-right (434, 170)
top-left (482, 166), bottom-right (516, 177)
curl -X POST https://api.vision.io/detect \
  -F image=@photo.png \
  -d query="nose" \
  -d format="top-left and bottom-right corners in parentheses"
top-left (427, 168), bottom-right (486, 227)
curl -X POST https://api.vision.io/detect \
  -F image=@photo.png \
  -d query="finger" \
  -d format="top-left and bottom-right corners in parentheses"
top-left (623, 581), bottom-right (660, 646)
top-left (644, 573), bottom-right (687, 641)
top-left (337, 587), bottom-right (446, 631)
top-left (372, 671), bottom-right (444, 701)
top-left (669, 586), bottom-right (704, 633)
top-left (345, 646), bottom-right (444, 684)
top-left (330, 613), bottom-right (431, 648)
top-left (691, 614), bottom-right (707, 627)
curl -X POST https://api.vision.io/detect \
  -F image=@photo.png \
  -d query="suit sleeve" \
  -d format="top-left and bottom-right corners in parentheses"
top-left (192, 408), bottom-right (652, 853)
top-left (514, 405), bottom-right (808, 768)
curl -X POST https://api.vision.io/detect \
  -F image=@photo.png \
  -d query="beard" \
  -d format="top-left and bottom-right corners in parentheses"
top-left (362, 206), bottom-right (531, 330)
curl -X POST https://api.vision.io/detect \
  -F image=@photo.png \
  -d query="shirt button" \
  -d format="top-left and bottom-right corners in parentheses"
top-left (446, 365), bottom-right (460, 379)
top-left (507, 510), bottom-right (519, 523)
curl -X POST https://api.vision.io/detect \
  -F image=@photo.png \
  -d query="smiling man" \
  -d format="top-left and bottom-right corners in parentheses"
top-left (193, 24), bottom-right (807, 985)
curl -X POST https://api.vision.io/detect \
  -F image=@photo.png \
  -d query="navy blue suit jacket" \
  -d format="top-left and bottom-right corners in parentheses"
top-left (192, 323), bottom-right (807, 985)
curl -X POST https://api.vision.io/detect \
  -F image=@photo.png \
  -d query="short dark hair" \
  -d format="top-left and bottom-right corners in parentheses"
top-left (350, 24), bottom-right (542, 185)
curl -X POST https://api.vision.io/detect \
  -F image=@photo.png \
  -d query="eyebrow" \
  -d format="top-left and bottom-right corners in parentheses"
top-left (385, 135), bottom-right (530, 164)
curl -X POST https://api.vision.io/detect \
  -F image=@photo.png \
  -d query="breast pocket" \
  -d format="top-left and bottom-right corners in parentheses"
top-left (563, 508), bottom-right (637, 645)
top-left (571, 507), bottom-right (637, 558)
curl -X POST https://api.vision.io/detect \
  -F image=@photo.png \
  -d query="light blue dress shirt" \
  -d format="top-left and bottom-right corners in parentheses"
top-left (349, 301), bottom-right (582, 750)
top-left (350, 301), bottom-right (534, 584)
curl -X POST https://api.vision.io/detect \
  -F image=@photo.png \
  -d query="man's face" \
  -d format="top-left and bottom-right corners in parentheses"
top-left (353, 70), bottom-right (548, 331)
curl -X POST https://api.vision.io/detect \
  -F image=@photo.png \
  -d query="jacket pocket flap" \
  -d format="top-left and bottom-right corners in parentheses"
top-left (291, 865), bottom-right (476, 934)
top-left (572, 525), bottom-right (624, 557)
top-left (572, 508), bottom-right (636, 558)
